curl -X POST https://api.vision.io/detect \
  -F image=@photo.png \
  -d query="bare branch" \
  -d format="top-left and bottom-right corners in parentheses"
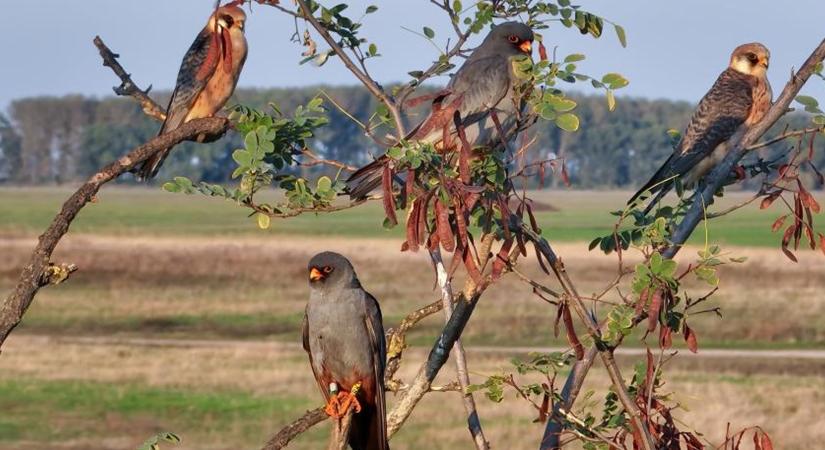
top-left (93, 36), bottom-right (166, 122)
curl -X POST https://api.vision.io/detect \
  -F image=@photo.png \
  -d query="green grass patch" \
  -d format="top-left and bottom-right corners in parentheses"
top-left (0, 378), bottom-right (312, 445)
top-left (1, 187), bottom-right (819, 247)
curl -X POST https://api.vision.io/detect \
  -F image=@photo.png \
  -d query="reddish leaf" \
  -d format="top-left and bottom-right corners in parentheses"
top-left (534, 387), bottom-right (550, 423)
top-left (734, 165), bottom-right (746, 180)
top-left (538, 162), bottom-right (546, 188)
top-left (491, 238), bottom-right (513, 281)
top-left (435, 199), bottom-right (455, 252)
top-left (635, 288), bottom-right (649, 317)
top-left (553, 303), bottom-right (564, 338)
top-left (562, 304), bottom-right (585, 360)
top-left (761, 433), bottom-right (774, 450)
top-left (644, 348), bottom-right (655, 392)
top-left (381, 165), bottom-right (398, 226)
top-left (404, 198), bottom-right (421, 252)
top-left (683, 323), bottom-right (698, 353)
top-left (659, 324), bottom-right (672, 349)
top-left (778, 164), bottom-right (790, 179)
top-left (753, 431), bottom-right (763, 450)
top-left (454, 113), bottom-right (472, 183)
top-left (771, 215), bottom-right (788, 232)
top-left (538, 40), bottom-right (548, 61)
top-left (800, 188), bottom-right (821, 213)
top-left (452, 196), bottom-right (470, 249)
top-left (561, 161), bottom-right (571, 187)
top-left (819, 233), bottom-right (825, 256)
top-left (781, 225), bottom-right (798, 262)
top-left (463, 245), bottom-right (483, 286)
top-left (647, 289), bottom-right (663, 333)
top-left (760, 193), bottom-right (779, 210)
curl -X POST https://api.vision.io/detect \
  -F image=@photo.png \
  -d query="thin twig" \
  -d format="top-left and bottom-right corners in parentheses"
top-left (261, 408), bottom-right (327, 450)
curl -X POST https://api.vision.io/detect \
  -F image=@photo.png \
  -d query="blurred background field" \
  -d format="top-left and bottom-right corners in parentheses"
top-left (1, 187), bottom-right (825, 449)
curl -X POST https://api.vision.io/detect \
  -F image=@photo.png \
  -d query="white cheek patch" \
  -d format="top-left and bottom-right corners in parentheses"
top-left (731, 58), bottom-right (752, 75)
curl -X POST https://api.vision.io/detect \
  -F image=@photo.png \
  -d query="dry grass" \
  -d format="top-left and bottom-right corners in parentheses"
top-left (1, 335), bottom-right (823, 450)
top-left (2, 234), bottom-right (824, 346)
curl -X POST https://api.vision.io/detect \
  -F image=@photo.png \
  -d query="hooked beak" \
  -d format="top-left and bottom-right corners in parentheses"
top-left (519, 40), bottom-right (533, 53)
top-left (309, 267), bottom-right (325, 282)
top-left (760, 60), bottom-right (769, 69)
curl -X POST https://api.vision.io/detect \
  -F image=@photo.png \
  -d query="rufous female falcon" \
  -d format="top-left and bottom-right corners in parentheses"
top-left (135, 4), bottom-right (248, 181)
top-left (628, 43), bottom-right (772, 213)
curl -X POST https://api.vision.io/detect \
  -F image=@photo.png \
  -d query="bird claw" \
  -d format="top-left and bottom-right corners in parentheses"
top-left (324, 382), bottom-right (362, 419)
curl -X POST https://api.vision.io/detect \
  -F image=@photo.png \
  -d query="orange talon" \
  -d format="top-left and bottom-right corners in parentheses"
top-left (324, 394), bottom-right (344, 419)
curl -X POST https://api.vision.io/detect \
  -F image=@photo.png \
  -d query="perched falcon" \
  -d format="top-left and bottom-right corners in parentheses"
top-left (135, 4), bottom-right (248, 181)
top-left (303, 252), bottom-right (389, 450)
top-left (346, 21), bottom-right (534, 199)
top-left (628, 43), bottom-right (772, 213)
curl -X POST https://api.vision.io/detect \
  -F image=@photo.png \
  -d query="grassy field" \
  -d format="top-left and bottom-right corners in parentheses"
top-left (1, 186), bottom-right (823, 246)
top-left (1, 187), bottom-right (824, 449)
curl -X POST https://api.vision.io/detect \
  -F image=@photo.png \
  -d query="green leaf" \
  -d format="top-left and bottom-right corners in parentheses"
top-left (548, 96), bottom-right (577, 112)
top-left (601, 73), bottom-right (629, 89)
top-left (423, 26), bottom-right (435, 39)
top-left (453, 0), bottom-right (462, 12)
top-left (606, 89), bottom-right (616, 112)
top-left (564, 53), bottom-right (586, 63)
top-left (365, 5), bottom-right (378, 14)
top-left (368, 43), bottom-right (378, 56)
top-left (162, 182), bottom-right (180, 193)
top-left (614, 24), bottom-right (627, 47)
top-left (316, 175), bottom-right (333, 191)
top-left (555, 113), bottom-right (580, 132)
top-left (257, 213), bottom-right (271, 230)
top-left (796, 95), bottom-right (819, 108)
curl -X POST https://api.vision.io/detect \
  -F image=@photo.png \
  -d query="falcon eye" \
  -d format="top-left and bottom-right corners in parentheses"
top-left (746, 53), bottom-right (758, 64)
top-left (221, 15), bottom-right (234, 27)
top-left (322, 266), bottom-right (334, 274)
top-left (507, 34), bottom-right (519, 43)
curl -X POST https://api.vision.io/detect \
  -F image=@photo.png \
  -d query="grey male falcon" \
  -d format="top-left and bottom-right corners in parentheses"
top-left (303, 252), bottom-right (389, 450)
top-left (346, 21), bottom-right (535, 199)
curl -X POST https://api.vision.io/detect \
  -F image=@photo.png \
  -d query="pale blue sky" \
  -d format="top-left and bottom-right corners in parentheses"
top-left (1, 0), bottom-right (823, 111)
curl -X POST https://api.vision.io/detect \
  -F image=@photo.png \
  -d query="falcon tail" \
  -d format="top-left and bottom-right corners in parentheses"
top-left (133, 122), bottom-right (173, 182)
top-left (348, 402), bottom-right (389, 450)
top-left (627, 157), bottom-right (677, 216)
top-left (346, 156), bottom-right (389, 200)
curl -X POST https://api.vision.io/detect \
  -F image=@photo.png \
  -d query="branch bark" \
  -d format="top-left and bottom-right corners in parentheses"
top-left (541, 37), bottom-right (825, 449)
top-left (261, 408), bottom-right (327, 450)
top-left (0, 117), bottom-right (228, 351)
top-left (430, 248), bottom-right (490, 450)
top-left (93, 36), bottom-right (166, 121)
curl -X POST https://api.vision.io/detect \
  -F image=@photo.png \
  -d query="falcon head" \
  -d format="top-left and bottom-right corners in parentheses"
top-left (730, 42), bottom-right (770, 77)
top-left (484, 22), bottom-right (535, 56)
top-left (211, 5), bottom-right (247, 34)
top-left (307, 251), bottom-right (359, 289)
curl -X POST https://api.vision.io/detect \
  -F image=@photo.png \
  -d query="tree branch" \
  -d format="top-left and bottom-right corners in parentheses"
top-left (430, 248), bottom-right (490, 450)
top-left (0, 117), bottom-right (228, 351)
top-left (93, 36), bottom-right (166, 122)
top-left (261, 407), bottom-right (327, 450)
top-left (387, 290), bottom-right (482, 437)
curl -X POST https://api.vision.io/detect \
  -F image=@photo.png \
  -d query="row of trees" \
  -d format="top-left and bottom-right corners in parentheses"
top-left (2, 89), bottom-right (821, 189)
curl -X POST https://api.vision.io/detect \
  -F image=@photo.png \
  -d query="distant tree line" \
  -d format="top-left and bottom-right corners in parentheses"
top-left (0, 87), bottom-right (821, 189)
